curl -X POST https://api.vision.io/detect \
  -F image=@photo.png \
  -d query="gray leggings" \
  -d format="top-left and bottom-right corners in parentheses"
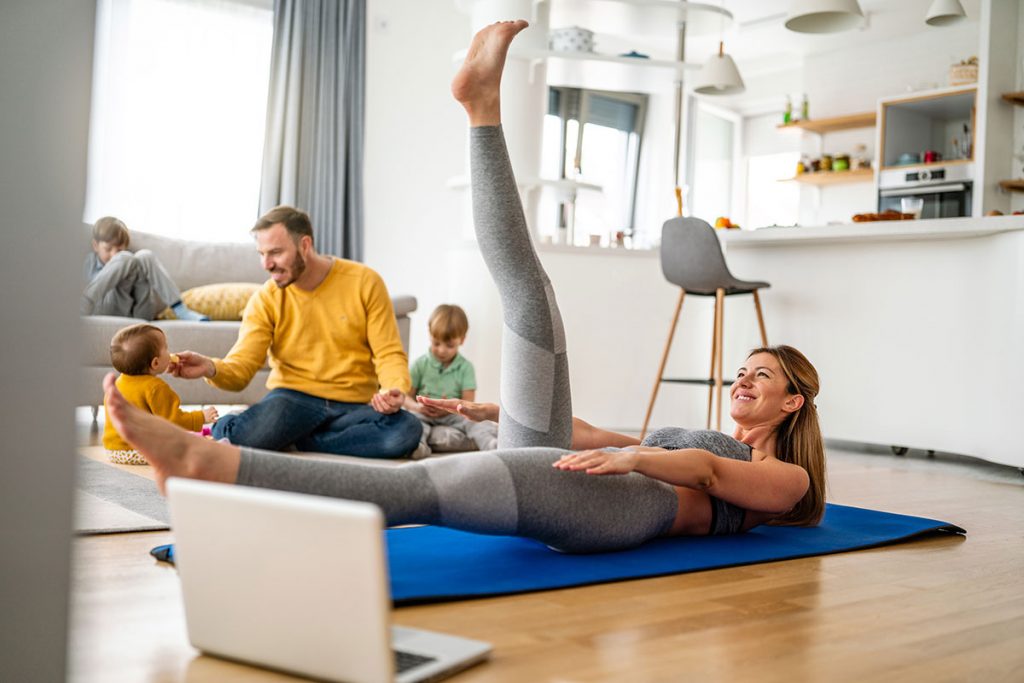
top-left (236, 126), bottom-right (679, 552)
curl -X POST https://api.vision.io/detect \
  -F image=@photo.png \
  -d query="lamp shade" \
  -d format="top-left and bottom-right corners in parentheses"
top-left (693, 43), bottom-right (745, 96)
top-left (785, 0), bottom-right (864, 33)
top-left (926, 0), bottom-right (967, 26)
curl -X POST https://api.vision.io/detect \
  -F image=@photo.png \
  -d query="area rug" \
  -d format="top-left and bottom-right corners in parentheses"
top-left (75, 454), bottom-right (169, 534)
top-left (384, 503), bottom-right (965, 604)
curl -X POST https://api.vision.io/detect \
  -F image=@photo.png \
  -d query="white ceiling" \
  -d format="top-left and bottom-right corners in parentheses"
top-left (553, 0), bottom-right (982, 72)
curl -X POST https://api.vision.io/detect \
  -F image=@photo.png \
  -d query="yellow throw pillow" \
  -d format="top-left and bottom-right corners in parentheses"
top-left (160, 283), bottom-right (260, 321)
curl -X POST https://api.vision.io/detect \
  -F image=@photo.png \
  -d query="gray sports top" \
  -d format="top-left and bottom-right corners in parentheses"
top-left (641, 427), bottom-right (753, 535)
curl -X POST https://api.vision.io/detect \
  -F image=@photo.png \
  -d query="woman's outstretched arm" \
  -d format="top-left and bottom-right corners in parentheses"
top-left (416, 396), bottom-right (640, 448)
top-left (554, 448), bottom-right (809, 515)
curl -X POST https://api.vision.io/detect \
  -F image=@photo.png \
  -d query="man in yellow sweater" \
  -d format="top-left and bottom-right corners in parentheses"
top-left (170, 206), bottom-right (422, 458)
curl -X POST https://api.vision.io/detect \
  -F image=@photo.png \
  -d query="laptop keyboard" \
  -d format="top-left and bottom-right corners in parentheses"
top-left (394, 649), bottom-right (437, 674)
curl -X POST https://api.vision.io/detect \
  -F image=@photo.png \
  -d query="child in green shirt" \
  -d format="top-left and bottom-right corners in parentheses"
top-left (405, 304), bottom-right (498, 457)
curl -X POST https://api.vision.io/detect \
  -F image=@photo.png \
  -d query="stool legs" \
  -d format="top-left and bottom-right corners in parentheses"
top-left (640, 289), bottom-right (686, 440)
top-left (705, 294), bottom-right (720, 430)
top-left (752, 290), bottom-right (768, 346)
top-left (714, 288), bottom-right (725, 431)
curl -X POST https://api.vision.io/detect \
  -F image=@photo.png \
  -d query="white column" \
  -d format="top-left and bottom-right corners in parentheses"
top-left (974, 0), bottom-right (1019, 216)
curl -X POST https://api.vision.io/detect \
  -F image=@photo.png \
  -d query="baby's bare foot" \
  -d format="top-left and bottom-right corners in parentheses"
top-left (103, 372), bottom-right (240, 494)
top-left (451, 19), bottom-right (528, 126)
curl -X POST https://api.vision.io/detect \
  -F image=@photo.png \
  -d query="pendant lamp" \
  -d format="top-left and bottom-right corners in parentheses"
top-left (785, 0), bottom-right (864, 34)
top-left (693, 42), bottom-right (745, 95)
top-left (926, 0), bottom-right (967, 26)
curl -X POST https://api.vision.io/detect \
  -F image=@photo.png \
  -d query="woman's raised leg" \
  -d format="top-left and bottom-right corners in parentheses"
top-left (453, 20), bottom-right (573, 450)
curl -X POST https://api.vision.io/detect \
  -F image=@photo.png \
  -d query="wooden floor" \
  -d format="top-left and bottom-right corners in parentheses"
top-left (69, 426), bottom-right (1024, 682)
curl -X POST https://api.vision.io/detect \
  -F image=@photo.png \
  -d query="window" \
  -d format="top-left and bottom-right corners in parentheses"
top-left (686, 99), bottom-right (741, 226)
top-left (745, 152), bottom-right (800, 229)
top-left (85, 0), bottom-right (274, 242)
top-left (538, 87), bottom-right (647, 246)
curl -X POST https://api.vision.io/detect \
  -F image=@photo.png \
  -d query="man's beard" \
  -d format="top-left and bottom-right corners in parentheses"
top-left (273, 251), bottom-right (306, 289)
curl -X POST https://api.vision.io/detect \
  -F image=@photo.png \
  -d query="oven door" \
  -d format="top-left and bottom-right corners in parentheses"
top-left (878, 182), bottom-right (972, 219)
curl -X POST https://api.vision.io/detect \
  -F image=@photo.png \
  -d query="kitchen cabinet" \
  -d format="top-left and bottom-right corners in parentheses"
top-left (875, 86), bottom-right (976, 219)
top-left (877, 86), bottom-right (975, 170)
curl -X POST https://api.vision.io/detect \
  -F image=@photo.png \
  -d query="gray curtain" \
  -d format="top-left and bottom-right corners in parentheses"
top-left (259, 0), bottom-right (365, 260)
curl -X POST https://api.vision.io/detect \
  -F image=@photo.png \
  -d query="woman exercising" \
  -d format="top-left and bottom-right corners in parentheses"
top-left (103, 20), bottom-right (826, 553)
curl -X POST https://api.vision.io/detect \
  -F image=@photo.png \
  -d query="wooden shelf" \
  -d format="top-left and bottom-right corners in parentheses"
top-left (999, 180), bottom-right (1024, 192)
top-left (1001, 92), bottom-right (1024, 106)
top-left (781, 168), bottom-right (874, 186)
top-left (777, 112), bottom-right (876, 135)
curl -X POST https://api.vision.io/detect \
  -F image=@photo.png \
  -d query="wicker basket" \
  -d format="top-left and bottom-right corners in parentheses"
top-left (949, 63), bottom-right (978, 86)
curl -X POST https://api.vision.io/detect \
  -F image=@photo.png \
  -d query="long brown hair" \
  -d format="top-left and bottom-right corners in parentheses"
top-left (748, 345), bottom-right (826, 526)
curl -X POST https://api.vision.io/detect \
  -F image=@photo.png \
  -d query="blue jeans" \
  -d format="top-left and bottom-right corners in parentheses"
top-left (211, 388), bottom-right (422, 458)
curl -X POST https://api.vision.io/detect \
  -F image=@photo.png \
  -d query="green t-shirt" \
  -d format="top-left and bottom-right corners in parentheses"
top-left (410, 352), bottom-right (477, 399)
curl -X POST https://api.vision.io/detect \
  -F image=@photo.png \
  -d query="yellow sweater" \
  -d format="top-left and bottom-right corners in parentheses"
top-left (208, 258), bottom-right (411, 402)
top-left (103, 374), bottom-right (204, 451)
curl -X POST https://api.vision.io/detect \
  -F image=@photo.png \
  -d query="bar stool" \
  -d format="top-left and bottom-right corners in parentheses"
top-left (640, 217), bottom-right (770, 438)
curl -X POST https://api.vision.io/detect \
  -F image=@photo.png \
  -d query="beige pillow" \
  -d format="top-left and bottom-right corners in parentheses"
top-left (159, 282), bottom-right (260, 321)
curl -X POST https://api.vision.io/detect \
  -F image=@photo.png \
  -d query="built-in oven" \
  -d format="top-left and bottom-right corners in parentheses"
top-left (877, 163), bottom-right (973, 219)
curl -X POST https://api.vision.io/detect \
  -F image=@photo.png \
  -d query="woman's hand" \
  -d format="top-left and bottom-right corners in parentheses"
top-left (553, 446), bottom-right (666, 475)
top-left (416, 396), bottom-right (498, 422)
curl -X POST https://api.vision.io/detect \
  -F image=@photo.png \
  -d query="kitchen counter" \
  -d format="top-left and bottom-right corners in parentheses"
top-left (718, 214), bottom-right (1024, 247)
top-left (718, 214), bottom-right (1023, 468)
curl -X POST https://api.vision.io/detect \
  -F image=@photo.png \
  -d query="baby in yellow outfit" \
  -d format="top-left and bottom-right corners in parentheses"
top-left (103, 323), bottom-right (218, 464)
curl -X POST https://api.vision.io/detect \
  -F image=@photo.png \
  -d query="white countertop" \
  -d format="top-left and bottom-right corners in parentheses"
top-left (718, 215), bottom-right (1024, 248)
top-left (532, 216), bottom-right (1024, 256)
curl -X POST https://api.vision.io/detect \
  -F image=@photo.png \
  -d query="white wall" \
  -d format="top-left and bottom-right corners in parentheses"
top-left (364, 0), bottom-right (469, 370)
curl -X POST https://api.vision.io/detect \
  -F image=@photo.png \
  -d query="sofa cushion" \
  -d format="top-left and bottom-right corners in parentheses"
top-left (80, 315), bottom-right (148, 365)
top-left (79, 317), bottom-right (264, 366)
top-left (128, 230), bottom-right (268, 290)
top-left (159, 282), bottom-right (261, 321)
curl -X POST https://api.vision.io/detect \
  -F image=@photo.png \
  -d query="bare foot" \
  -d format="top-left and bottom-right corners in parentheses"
top-left (451, 19), bottom-right (528, 127)
top-left (103, 372), bottom-right (241, 494)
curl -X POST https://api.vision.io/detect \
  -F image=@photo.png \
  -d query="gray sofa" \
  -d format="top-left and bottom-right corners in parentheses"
top-left (79, 229), bottom-right (416, 408)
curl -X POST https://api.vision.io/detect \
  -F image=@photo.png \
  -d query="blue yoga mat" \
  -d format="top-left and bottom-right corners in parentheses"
top-left (385, 503), bottom-right (964, 605)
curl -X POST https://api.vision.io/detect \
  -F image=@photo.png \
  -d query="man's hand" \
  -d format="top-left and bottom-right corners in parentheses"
top-left (202, 406), bottom-right (219, 423)
top-left (169, 351), bottom-right (216, 380)
top-left (371, 388), bottom-right (404, 415)
top-left (416, 396), bottom-right (498, 422)
top-left (552, 445), bottom-right (665, 475)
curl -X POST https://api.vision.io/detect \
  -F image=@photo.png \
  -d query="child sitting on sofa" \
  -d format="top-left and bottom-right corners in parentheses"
top-left (406, 304), bottom-right (498, 457)
top-left (82, 216), bottom-right (208, 321)
top-left (103, 323), bottom-right (218, 464)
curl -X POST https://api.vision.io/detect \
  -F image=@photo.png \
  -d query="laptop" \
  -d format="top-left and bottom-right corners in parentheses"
top-left (166, 477), bottom-right (492, 683)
